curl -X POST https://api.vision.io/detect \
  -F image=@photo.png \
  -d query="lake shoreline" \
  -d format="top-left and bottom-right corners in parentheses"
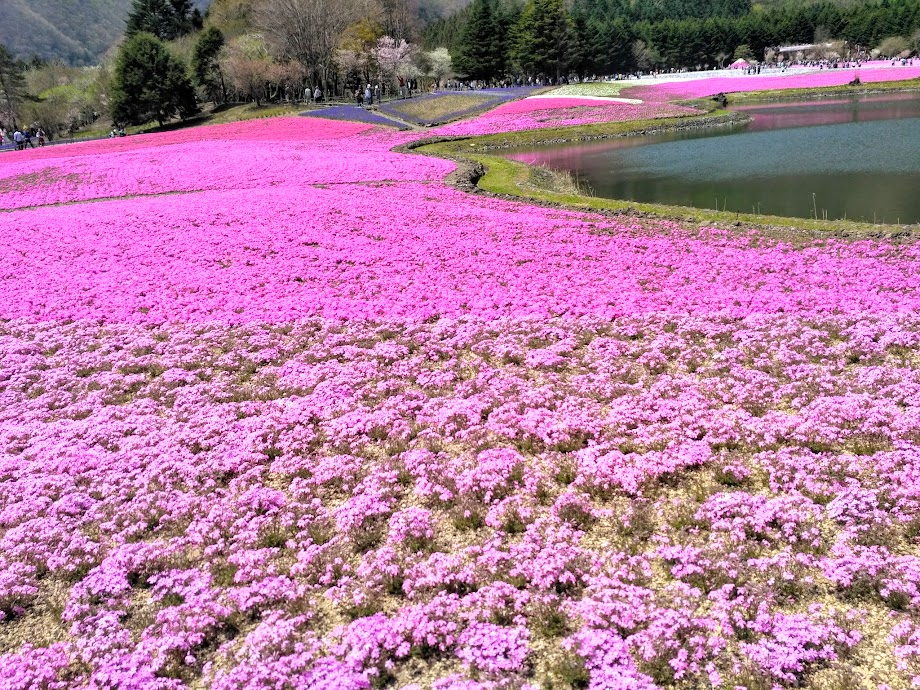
top-left (413, 84), bottom-right (920, 239)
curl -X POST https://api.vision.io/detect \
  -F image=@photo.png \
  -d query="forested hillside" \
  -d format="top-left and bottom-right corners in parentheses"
top-left (0, 0), bottom-right (130, 65)
top-left (427, 0), bottom-right (920, 78)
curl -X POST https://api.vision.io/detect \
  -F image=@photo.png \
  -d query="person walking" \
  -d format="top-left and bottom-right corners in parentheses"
top-left (364, 84), bottom-right (372, 106)
top-left (13, 129), bottom-right (23, 150)
top-left (313, 86), bottom-right (322, 102)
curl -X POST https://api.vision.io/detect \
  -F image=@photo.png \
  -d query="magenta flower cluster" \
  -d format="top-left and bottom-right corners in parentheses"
top-left (2, 118), bottom-right (919, 323)
top-left (431, 97), bottom-right (696, 136)
top-left (630, 62), bottom-right (920, 101)
top-left (0, 98), bottom-right (918, 688)
top-left (0, 312), bottom-right (916, 687)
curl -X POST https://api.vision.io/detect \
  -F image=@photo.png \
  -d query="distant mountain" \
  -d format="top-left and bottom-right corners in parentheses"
top-left (0, 0), bottom-right (211, 66)
top-left (417, 0), bottom-right (473, 23)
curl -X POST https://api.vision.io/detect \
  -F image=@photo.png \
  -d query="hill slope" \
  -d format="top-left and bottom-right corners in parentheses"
top-left (0, 0), bottom-right (132, 65)
top-left (0, 0), bottom-right (211, 65)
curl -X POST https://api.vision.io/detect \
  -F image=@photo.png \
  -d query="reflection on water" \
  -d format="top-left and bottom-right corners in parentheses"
top-left (506, 93), bottom-right (920, 223)
top-left (737, 92), bottom-right (920, 131)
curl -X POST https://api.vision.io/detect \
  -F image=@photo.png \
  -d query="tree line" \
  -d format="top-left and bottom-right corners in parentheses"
top-left (111, 0), bottom-right (459, 126)
top-left (437, 0), bottom-right (920, 81)
top-left (0, 0), bottom-right (459, 135)
top-left (5, 0), bottom-right (920, 137)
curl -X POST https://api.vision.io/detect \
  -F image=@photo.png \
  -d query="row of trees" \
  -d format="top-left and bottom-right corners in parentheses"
top-left (104, 0), bottom-right (454, 127)
top-left (443, 0), bottom-right (920, 81)
top-left (14, 0), bottom-right (920, 134)
top-left (0, 0), bottom-right (440, 134)
top-left (0, 46), bottom-right (113, 137)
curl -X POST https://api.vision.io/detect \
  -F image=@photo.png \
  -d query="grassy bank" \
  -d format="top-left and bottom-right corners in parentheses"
top-left (723, 76), bottom-right (920, 105)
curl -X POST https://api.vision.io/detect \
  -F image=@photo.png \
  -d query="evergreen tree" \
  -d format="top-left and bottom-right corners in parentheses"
top-left (110, 33), bottom-right (199, 126)
top-left (570, 4), bottom-right (600, 75)
top-left (607, 18), bottom-right (638, 73)
top-left (0, 44), bottom-right (25, 127)
top-left (512, 0), bottom-right (579, 79)
top-left (436, 0), bottom-right (920, 76)
top-left (126, 0), bottom-right (202, 41)
top-left (423, 8), bottom-right (471, 53)
top-left (192, 27), bottom-right (227, 104)
top-left (453, 0), bottom-right (503, 81)
top-left (495, 1), bottom-right (522, 75)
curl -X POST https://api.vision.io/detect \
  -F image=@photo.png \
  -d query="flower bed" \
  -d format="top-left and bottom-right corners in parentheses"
top-left (377, 88), bottom-right (539, 126)
top-left (302, 105), bottom-right (409, 129)
top-left (543, 83), bottom-right (631, 98)
top-left (0, 313), bottom-right (916, 688)
top-left (431, 97), bottom-right (699, 136)
top-left (630, 64), bottom-right (920, 101)
top-left (1, 117), bottom-right (370, 162)
top-left (1, 109), bottom-right (920, 689)
top-left (0, 119), bottom-right (443, 209)
top-left (4, 176), bottom-right (920, 322)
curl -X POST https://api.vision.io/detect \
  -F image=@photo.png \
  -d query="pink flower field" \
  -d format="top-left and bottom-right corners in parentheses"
top-left (432, 97), bottom-right (698, 136)
top-left (630, 64), bottom-right (920, 101)
top-left (2, 110), bottom-right (920, 689)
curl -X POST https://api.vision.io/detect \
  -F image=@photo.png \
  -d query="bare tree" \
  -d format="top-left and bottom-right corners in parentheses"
top-left (877, 36), bottom-right (909, 59)
top-left (375, 0), bottom-right (419, 43)
top-left (222, 33), bottom-right (274, 106)
top-left (255, 0), bottom-right (371, 93)
top-left (911, 28), bottom-right (920, 56)
top-left (270, 60), bottom-right (308, 102)
top-left (632, 40), bottom-right (660, 73)
top-left (0, 45), bottom-right (25, 127)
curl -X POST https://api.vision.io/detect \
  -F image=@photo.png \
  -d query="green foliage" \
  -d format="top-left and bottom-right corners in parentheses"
top-left (126, 0), bottom-right (203, 41)
top-left (512, 0), bottom-right (579, 78)
top-left (110, 33), bottom-right (199, 126)
top-left (441, 0), bottom-right (920, 73)
top-left (423, 5), bottom-right (471, 52)
top-left (0, 43), bottom-right (26, 127)
top-left (203, 0), bottom-right (254, 41)
top-left (733, 43), bottom-right (754, 60)
top-left (453, 0), bottom-right (503, 80)
top-left (192, 26), bottom-right (226, 103)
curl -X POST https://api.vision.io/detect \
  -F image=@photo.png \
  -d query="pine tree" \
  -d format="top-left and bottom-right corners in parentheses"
top-left (0, 44), bottom-right (25, 127)
top-left (453, 0), bottom-right (503, 82)
top-left (192, 27), bottom-right (227, 104)
top-left (126, 0), bottom-right (202, 41)
top-left (607, 18), bottom-right (638, 73)
top-left (512, 0), bottom-right (579, 79)
top-left (111, 33), bottom-right (199, 126)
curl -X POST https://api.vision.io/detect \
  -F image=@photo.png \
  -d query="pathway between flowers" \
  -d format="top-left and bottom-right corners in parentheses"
top-left (1, 104), bottom-right (920, 689)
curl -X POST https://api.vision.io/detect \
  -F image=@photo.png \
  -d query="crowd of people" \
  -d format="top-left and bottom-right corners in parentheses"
top-left (0, 127), bottom-right (47, 150)
top-left (349, 77), bottom-right (420, 107)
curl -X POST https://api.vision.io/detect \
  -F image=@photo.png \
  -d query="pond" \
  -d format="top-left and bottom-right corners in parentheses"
top-left (505, 93), bottom-right (920, 224)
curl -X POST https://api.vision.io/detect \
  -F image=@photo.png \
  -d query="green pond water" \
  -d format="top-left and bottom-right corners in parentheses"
top-left (505, 93), bottom-right (920, 224)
